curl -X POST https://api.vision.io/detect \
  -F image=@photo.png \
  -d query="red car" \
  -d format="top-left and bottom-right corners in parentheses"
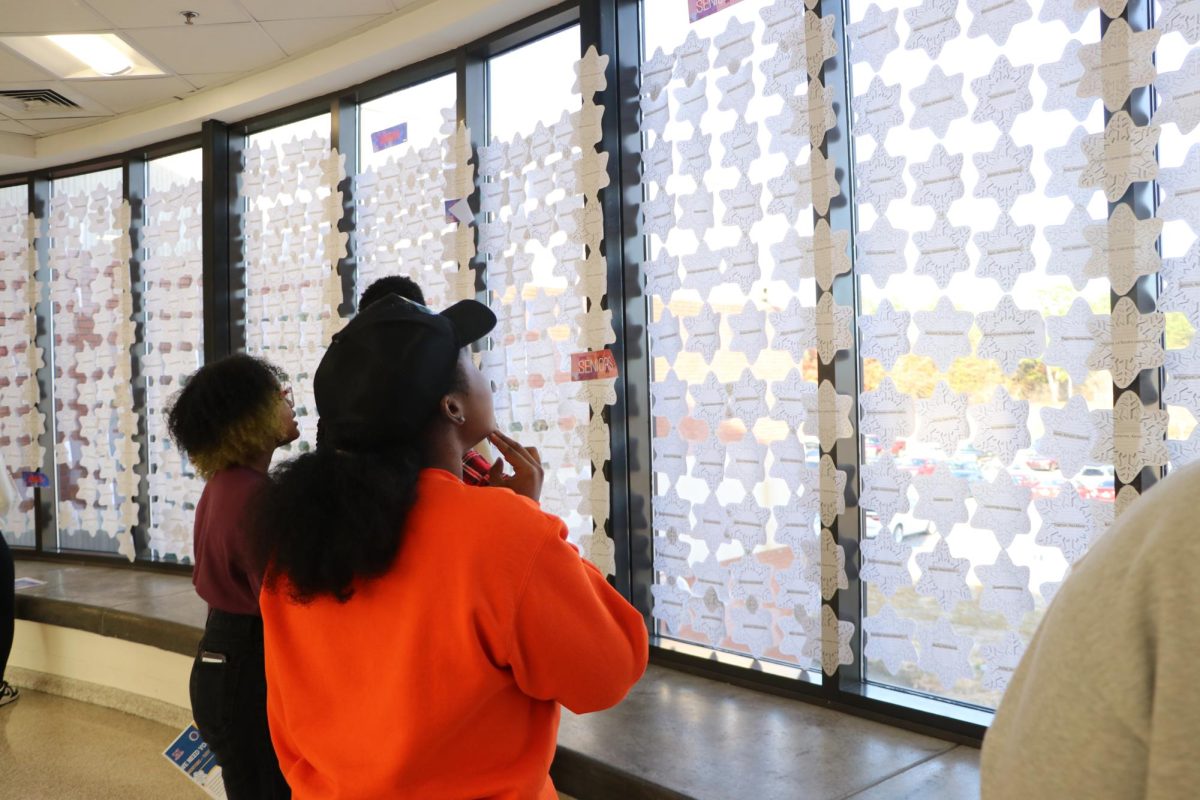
top-left (897, 456), bottom-right (936, 475)
top-left (1024, 454), bottom-right (1059, 471)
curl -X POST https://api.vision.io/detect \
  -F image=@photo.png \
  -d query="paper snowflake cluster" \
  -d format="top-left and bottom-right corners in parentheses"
top-left (48, 185), bottom-right (140, 560)
top-left (479, 46), bottom-right (616, 574)
top-left (140, 178), bottom-right (206, 562)
top-left (242, 132), bottom-right (348, 451)
top-left (0, 200), bottom-right (44, 543)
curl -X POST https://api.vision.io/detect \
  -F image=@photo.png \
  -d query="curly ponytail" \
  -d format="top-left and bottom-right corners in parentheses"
top-left (252, 444), bottom-right (422, 603)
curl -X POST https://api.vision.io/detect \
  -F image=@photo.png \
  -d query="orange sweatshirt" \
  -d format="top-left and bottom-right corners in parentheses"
top-left (259, 468), bottom-right (649, 799)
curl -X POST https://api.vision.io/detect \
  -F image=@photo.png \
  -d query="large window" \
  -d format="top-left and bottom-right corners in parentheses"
top-left (643, 0), bottom-right (825, 674)
top-left (846, 0), bottom-right (1111, 708)
top-left (242, 114), bottom-right (340, 454)
top-left (354, 74), bottom-right (468, 312)
top-left (141, 149), bottom-right (204, 562)
top-left (0, 184), bottom-right (39, 549)
top-left (49, 168), bottom-right (135, 557)
top-left (480, 26), bottom-right (620, 571)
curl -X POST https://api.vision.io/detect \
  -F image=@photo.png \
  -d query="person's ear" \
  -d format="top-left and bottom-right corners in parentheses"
top-left (442, 394), bottom-right (466, 425)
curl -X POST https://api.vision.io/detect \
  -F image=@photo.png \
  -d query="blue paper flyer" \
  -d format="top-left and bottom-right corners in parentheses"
top-left (163, 724), bottom-right (227, 799)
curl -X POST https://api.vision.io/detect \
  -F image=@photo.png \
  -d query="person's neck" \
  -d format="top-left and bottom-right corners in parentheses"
top-left (422, 449), bottom-right (464, 479)
top-left (244, 451), bottom-right (273, 474)
top-left (421, 428), bottom-right (465, 479)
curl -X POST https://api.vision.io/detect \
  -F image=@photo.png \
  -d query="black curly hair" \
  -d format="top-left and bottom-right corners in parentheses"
top-left (359, 275), bottom-right (425, 311)
top-left (166, 354), bottom-right (287, 479)
top-left (253, 357), bottom-right (470, 604)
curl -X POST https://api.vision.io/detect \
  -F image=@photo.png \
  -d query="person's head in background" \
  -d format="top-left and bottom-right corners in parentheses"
top-left (166, 354), bottom-right (300, 477)
top-left (317, 274), bottom-right (428, 451)
top-left (359, 275), bottom-right (425, 310)
top-left (254, 295), bottom-right (497, 603)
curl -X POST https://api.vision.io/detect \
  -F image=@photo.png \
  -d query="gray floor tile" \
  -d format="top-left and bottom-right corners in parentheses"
top-left (0, 690), bottom-right (205, 799)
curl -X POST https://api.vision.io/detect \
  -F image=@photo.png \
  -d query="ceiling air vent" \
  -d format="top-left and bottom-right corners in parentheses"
top-left (0, 88), bottom-right (82, 113)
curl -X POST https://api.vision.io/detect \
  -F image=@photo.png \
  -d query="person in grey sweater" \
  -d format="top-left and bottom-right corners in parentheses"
top-left (981, 460), bottom-right (1200, 799)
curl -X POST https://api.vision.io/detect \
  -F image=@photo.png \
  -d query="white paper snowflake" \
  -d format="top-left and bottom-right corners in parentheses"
top-left (860, 377), bottom-right (917, 448)
top-left (1045, 126), bottom-right (1098, 206)
top-left (972, 55), bottom-right (1034, 130)
top-left (976, 295), bottom-right (1045, 373)
top-left (904, 0), bottom-right (961, 60)
top-left (970, 473), bottom-right (1032, 548)
top-left (911, 145), bottom-right (965, 214)
top-left (1044, 297), bottom-right (1102, 386)
top-left (974, 214), bottom-right (1035, 292)
top-left (860, 454), bottom-right (914, 528)
top-left (916, 381), bottom-right (970, 455)
top-left (970, 387), bottom-right (1031, 467)
top-left (975, 135), bottom-right (1035, 210)
top-left (1035, 488), bottom-right (1114, 566)
top-left (847, 4), bottom-right (899, 71)
top-left (1045, 206), bottom-right (1101, 290)
top-left (855, 149), bottom-right (908, 214)
top-left (1037, 395), bottom-right (1099, 478)
top-left (1158, 146), bottom-right (1200, 230)
top-left (1080, 112), bottom-right (1160, 202)
top-left (853, 76), bottom-right (904, 143)
top-left (713, 16), bottom-right (755, 73)
top-left (915, 538), bottom-right (972, 611)
top-left (1160, 0), bottom-right (1200, 43)
top-left (914, 216), bottom-right (971, 289)
top-left (1040, 39), bottom-right (1098, 121)
top-left (1077, 19), bottom-right (1160, 113)
top-left (979, 631), bottom-right (1026, 693)
top-left (854, 217), bottom-right (908, 288)
top-left (1087, 297), bottom-right (1163, 390)
top-left (720, 119), bottom-right (760, 174)
top-left (1152, 51), bottom-right (1200, 135)
top-left (913, 466), bottom-right (971, 540)
top-left (859, 298), bottom-right (911, 370)
top-left (913, 297), bottom-right (974, 371)
top-left (1084, 206), bottom-right (1162, 296)
top-left (864, 604), bottom-right (918, 674)
top-left (966, 0), bottom-right (1032, 45)
top-left (910, 66), bottom-right (968, 137)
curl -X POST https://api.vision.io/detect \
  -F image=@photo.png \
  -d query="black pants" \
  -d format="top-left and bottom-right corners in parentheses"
top-left (0, 535), bottom-right (12, 681)
top-left (190, 609), bottom-right (290, 800)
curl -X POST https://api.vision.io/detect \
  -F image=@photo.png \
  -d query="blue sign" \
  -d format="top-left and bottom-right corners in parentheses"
top-left (370, 122), bottom-right (408, 153)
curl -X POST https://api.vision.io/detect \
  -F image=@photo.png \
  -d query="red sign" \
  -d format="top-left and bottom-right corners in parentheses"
top-left (689, 0), bottom-right (747, 23)
top-left (571, 349), bottom-right (619, 381)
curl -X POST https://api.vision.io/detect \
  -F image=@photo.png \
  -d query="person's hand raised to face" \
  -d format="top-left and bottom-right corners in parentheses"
top-left (486, 431), bottom-right (544, 503)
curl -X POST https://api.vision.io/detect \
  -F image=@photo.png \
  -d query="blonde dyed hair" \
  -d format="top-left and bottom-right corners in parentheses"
top-left (188, 396), bottom-right (286, 479)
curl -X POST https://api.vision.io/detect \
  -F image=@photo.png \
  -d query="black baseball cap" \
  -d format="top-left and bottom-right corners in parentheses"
top-left (314, 294), bottom-right (496, 451)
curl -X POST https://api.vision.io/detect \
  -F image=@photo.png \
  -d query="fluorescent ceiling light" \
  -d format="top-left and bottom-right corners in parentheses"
top-left (48, 35), bottom-right (132, 76)
top-left (0, 34), bottom-right (163, 80)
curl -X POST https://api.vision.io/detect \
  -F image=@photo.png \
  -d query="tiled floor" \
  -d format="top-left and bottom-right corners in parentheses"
top-left (0, 689), bottom-right (201, 798)
top-left (0, 690), bottom-right (581, 799)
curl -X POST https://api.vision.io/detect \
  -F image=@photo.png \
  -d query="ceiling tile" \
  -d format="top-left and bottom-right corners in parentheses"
top-left (81, 0), bottom-right (252, 29)
top-left (180, 72), bottom-right (242, 90)
top-left (0, 0), bottom-right (111, 33)
top-left (239, 0), bottom-right (394, 21)
top-left (123, 23), bottom-right (287, 75)
top-left (0, 119), bottom-right (38, 135)
top-left (64, 76), bottom-right (197, 115)
top-left (0, 48), bottom-right (57, 83)
top-left (260, 15), bottom-right (387, 57)
top-left (18, 116), bottom-right (108, 134)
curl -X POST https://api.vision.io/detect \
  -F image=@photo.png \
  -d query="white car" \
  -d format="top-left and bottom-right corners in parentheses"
top-left (863, 510), bottom-right (933, 542)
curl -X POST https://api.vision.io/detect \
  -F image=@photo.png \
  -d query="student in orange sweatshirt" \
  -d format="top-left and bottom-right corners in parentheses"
top-left (252, 295), bottom-right (648, 799)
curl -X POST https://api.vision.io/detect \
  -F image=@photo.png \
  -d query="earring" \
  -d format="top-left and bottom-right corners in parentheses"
top-left (451, 414), bottom-right (466, 425)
